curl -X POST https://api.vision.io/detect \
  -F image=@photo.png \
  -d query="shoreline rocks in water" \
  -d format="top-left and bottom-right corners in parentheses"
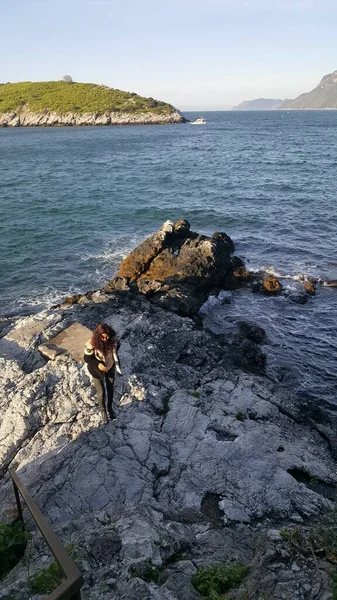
top-left (1, 221), bottom-right (337, 599)
top-left (0, 109), bottom-right (185, 127)
top-left (104, 219), bottom-right (248, 316)
top-left (62, 220), bottom-right (335, 315)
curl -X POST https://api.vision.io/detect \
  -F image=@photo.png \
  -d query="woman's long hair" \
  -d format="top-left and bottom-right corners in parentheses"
top-left (91, 323), bottom-right (116, 355)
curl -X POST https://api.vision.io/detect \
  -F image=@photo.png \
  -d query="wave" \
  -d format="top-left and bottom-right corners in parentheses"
top-left (0, 286), bottom-right (78, 317)
top-left (250, 264), bottom-right (337, 286)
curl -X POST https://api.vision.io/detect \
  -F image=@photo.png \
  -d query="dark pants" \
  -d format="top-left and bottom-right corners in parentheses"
top-left (92, 370), bottom-right (115, 420)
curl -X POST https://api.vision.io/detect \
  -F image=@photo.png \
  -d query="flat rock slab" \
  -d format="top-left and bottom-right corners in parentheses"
top-left (6, 317), bottom-right (51, 346)
top-left (38, 322), bottom-right (92, 362)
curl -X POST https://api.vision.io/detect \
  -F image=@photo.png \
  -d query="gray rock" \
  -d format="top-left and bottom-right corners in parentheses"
top-left (0, 291), bottom-right (336, 599)
top-left (0, 109), bottom-right (185, 127)
top-left (237, 320), bottom-right (267, 344)
top-left (230, 334), bottom-right (267, 374)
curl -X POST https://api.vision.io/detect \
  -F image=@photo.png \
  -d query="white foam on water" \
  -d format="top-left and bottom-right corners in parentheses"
top-left (13, 285), bottom-right (83, 312)
top-left (202, 283), bottom-right (337, 404)
top-left (79, 234), bottom-right (145, 269)
top-left (252, 263), bottom-right (327, 283)
top-left (2, 234), bottom-right (148, 317)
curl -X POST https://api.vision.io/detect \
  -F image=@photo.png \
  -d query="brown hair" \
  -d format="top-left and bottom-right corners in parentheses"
top-left (91, 323), bottom-right (117, 355)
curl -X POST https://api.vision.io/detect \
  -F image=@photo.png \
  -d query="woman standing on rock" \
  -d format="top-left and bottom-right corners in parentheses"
top-left (84, 323), bottom-right (122, 424)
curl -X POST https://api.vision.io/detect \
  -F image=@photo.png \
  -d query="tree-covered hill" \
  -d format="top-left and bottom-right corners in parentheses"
top-left (0, 80), bottom-right (175, 115)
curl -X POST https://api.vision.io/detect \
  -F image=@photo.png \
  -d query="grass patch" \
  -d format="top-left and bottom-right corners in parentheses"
top-left (310, 520), bottom-right (337, 564)
top-left (280, 527), bottom-right (303, 550)
top-left (281, 520), bottom-right (337, 560)
top-left (281, 518), bottom-right (337, 597)
top-left (192, 563), bottom-right (248, 599)
top-left (235, 412), bottom-right (246, 422)
top-left (192, 391), bottom-right (200, 398)
top-left (141, 563), bottom-right (163, 584)
top-left (0, 521), bottom-right (30, 580)
top-left (30, 544), bottom-right (77, 595)
top-left (30, 561), bottom-right (64, 594)
top-left (0, 81), bottom-right (174, 115)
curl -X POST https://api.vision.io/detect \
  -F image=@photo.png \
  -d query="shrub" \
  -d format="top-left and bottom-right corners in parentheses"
top-left (30, 561), bottom-right (63, 594)
top-left (192, 563), bottom-right (248, 599)
top-left (30, 544), bottom-right (77, 594)
top-left (0, 81), bottom-right (174, 116)
top-left (0, 521), bottom-right (30, 580)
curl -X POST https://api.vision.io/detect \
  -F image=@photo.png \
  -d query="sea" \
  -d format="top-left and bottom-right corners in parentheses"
top-left (0, 111), bottom-right (336, 406)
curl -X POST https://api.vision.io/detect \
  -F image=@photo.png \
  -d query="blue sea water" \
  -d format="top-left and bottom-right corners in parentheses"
top-left (0, 111), bottom-right (336, 403)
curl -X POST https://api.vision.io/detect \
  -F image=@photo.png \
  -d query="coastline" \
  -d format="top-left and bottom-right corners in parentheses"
top-left (0, 109), bottom-right (186, 127)
top-left (1, 222), bottom-right (337, 599)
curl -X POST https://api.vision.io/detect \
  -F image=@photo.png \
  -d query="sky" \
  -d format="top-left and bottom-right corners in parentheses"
top-left (1, 0), bottom-right (336, 110)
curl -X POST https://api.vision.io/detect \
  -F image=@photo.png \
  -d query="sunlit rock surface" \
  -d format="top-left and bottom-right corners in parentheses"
top-left (0, 243), bottom-right (336, 599)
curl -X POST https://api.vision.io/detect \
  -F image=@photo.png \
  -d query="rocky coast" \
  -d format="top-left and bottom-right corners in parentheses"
top-left (0, 109), bottom-right (185, 127)
top-left (0, 220), bottom-right (336, 600)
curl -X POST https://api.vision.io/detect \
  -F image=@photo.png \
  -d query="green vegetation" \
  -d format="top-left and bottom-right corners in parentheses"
top-left (0, 521), bottom-right (30, 580)
top-left (131, 561), bottom-right (165, 584)
top-left (281, 517), bottom-right (337, 598)
top-left (280, 526), bottom-right (303, 548)
top-left (30, 544), bottom-right (77, 595)
top-left (235, 411), bottom-right (246, 421)
top-left (30, 560), bottom-right (64, 594)
top-left (0, 81), bottom-right (175, 115)
top-left (192, 563), bottom-right (248, 599)
top-left (280, 520), bottom-right (337, 560)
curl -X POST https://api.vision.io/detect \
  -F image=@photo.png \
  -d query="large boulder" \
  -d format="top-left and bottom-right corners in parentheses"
top-left (106, 220), bottom-right (243, 316)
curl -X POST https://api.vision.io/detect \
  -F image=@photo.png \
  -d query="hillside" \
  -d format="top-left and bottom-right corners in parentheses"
top-left (0, 80), bottom-right (185, 126)
top-left (281, 70), bottom-right (337, 109)
top-left (232, 98), bottom-right (286, 110)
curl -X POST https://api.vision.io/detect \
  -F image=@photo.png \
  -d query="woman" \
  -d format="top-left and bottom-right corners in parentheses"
top-left (84, 323), bottom-right (122, 423)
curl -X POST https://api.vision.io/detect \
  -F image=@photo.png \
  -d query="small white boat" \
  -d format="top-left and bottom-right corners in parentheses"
top-left (190, 117), bottom-right (206, 125)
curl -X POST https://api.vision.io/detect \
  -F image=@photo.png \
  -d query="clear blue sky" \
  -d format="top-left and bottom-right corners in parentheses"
top-left (1, 0), bottom-right (336, 110)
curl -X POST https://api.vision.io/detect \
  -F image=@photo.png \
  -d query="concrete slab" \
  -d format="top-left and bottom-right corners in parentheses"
top-left (38, 323), bottom-right (92, 362)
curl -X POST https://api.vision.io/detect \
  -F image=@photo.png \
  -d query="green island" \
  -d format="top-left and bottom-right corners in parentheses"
top-left (0, 80), bottom-right (185, 126)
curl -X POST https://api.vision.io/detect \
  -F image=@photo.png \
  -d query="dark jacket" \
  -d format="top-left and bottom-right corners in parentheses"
top-left (84, 339), bottom-right (121, 380)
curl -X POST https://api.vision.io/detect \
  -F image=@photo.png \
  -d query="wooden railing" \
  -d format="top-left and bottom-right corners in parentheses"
top-left (9, 468), bottom-right (83, 600)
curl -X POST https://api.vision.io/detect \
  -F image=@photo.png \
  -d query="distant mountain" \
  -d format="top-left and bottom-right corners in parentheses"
top-left (280, 70), bottom-right (337, 109)
top-left (232, 98), bottom-right (286, 110)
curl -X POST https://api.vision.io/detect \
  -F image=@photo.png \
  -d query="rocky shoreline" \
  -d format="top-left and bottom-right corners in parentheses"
top-left (0, 109), bottom-right (185, 127)
top-left (0, 221), bottom-right (336, 599)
